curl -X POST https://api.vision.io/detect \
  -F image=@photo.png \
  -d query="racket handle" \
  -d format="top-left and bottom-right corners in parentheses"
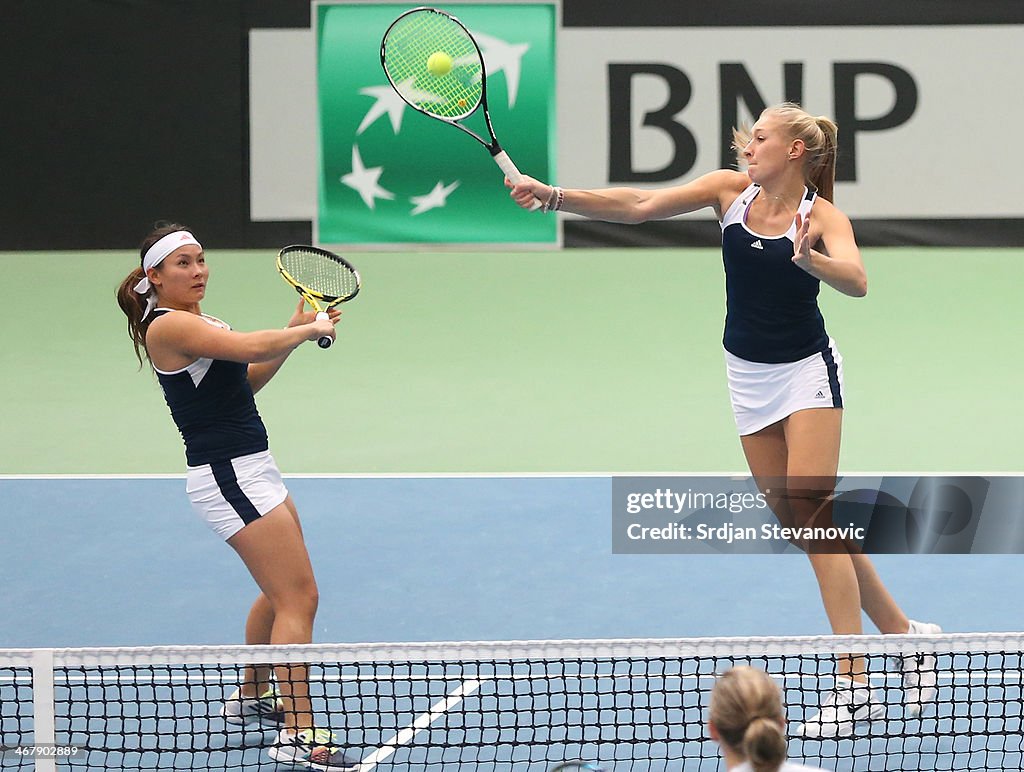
top-left (493, 150), bottom-right (542, 211)
top-left (315, 311), bottom-right (334, 349)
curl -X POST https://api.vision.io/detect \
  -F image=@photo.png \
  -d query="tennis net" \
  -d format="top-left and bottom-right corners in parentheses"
top-left (1, 632), bottom-right (1021, 771)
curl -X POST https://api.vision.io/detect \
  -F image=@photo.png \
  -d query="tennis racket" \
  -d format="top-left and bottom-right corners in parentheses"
top-left (380, 6), bottom-right (542, 209)
top-left (547, 763), bottom-right (607, 771)
top-left (276, 245), bottom-right (361, 350)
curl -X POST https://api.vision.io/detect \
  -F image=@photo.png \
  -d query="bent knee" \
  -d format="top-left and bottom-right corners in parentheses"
top-left (292, 581), bottom-right (320, 616)
top-left (267, 579), bottom-right (319, 618)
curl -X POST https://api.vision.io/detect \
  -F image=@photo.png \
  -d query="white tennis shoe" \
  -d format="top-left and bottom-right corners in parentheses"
top-left (268, 727), bottom-right (360, 771)
top-left (897, 620), bottom-right (942, 717)
top-left (797, 677), bottom-right (884, 739)
top-left (220, 686), bottom-right (284, 727)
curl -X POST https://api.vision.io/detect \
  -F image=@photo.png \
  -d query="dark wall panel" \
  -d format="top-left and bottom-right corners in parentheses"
top-left (562, 0), bottom-right (1024, 26)
top-left (4, 1), bottom-right (244, 249)
top-left (2, 1), bottom-right (1021, 250)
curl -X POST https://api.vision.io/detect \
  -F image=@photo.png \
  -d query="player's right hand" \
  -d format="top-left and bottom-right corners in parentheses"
top-left (307, 315), bottom-right (337, 344)
top-left (506, 175), bottom-right (551, 210)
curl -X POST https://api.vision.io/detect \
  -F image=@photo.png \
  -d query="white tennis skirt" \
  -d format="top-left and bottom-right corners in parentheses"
top-left (725, 339), bottom-right (844, 436)
top-left (185, 450), bottom-right (289, 541)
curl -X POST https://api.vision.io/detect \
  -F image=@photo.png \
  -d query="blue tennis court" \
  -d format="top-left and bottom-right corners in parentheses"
top-left (3, 476), bottom-right (1023, 770)
top-left (3, 475), bottom-right (1016, 648)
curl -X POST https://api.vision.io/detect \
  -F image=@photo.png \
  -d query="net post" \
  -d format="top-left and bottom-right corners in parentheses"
top-left (31, 649), bottom-right (57, 772)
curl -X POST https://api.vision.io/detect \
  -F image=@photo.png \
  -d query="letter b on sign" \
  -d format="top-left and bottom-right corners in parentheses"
top-left (608, 64), bottom-right (697, 182)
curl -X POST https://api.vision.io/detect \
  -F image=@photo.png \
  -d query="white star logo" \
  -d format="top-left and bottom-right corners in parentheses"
top-left (409, 180), bottom-right (461, 215)
top-left (356, 84), bottom-right (409, 135)
top-left (472, 31), bottom-right (530, 109)
top-left (357, 78), bottom-right (444, 135)
top-left (340, 145), bottom-right (395, 209)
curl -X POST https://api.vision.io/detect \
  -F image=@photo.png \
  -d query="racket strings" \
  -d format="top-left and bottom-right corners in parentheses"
top-left (382, 10), bottom-right (483, 119)
top-left (279, 250), bottom-right (359, 301)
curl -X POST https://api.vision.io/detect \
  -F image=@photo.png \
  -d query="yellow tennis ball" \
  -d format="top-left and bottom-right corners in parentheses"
top-left (426, 51), bottom-right (453, 77)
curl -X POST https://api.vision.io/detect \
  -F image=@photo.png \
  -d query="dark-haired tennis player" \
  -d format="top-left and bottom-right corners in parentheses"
top-left (116, 223), bottom-right (356, 770)
top-left (508, 103), bottom-right (940, 738)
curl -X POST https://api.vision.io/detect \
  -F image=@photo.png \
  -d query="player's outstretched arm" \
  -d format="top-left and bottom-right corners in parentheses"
top-left (507, 169), bottom-right (747, 223)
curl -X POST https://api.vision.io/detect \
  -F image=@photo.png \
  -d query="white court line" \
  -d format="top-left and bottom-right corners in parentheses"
top-left (354, 678), bottom-right (483, 772)
top-left (0, 472), bottom-right (622, 480)
top-left (5, 471), bottom-right (1011, 480)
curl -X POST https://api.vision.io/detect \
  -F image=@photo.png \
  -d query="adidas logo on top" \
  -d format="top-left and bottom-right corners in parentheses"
top-left (815, 390), bottom-right (826, 399)
top-left (751, 239), bottom-right (764, 250)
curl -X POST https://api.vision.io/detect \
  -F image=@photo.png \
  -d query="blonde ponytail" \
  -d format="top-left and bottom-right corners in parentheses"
top-left (807, 115), bottom-right (838, 203)
top-left (710, 667), bottom-right (789, 772)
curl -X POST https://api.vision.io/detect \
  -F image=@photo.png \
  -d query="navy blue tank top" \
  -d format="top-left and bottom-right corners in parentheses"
top-left (719, 183), bottom-right (829, 363)
top-left (149, 309), bottom-right (269, 466)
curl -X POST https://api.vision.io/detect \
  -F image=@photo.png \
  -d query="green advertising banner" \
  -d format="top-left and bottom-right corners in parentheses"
top-left (315, 2), bottom-right (557, 248)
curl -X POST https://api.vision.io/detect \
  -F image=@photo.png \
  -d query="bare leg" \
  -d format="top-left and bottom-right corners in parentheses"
top-left (781, 409), bottom-right (869, 679)
top-left (229, 496), bottom-right (319, 732)
top-left (783, 409), bottom-right (912, 635)
top-left (851, 554), bottom-right (910, 634)
top-left (738, 417), bottom-right (788, 515)
top-left (742, 409), bottom-right (868, 680)
top-left (239, 593), bottom-right (275, 698)
top-left (238, 501), bottom-right (310, 698)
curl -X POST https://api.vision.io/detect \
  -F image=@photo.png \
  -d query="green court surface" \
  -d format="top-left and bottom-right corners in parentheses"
top-left (0, 247), bottom-right (1019, 474)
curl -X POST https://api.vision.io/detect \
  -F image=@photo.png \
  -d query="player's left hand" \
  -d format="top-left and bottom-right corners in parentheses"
top-left (286, 298), bottom-right (342, 328)
top-left (792, 212), bottom-right (813, 271)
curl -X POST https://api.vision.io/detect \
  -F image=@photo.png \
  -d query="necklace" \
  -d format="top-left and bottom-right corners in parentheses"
top-left (763, 191), bottom-right (799, 210)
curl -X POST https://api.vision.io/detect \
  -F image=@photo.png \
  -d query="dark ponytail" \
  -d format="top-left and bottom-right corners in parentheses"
top-left (114, 221), bottom-right (192, 367)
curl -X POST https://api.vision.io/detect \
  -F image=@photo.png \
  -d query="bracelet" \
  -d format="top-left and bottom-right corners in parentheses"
top-left (553, 187), bottom-right (565, 212)
top-left (543, 186), bottom-right (559, 213)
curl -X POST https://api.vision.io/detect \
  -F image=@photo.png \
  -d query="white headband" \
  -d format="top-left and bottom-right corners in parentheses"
top-left (133, 230), bottom-right (202, 319)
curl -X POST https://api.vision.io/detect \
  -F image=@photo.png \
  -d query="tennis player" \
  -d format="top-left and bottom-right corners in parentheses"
top-left (709, 666), bottom-right (825, 772)
top-left (115, 223), bottom-right (356, 770)
top-left (507, 103), bottom-right (940, 738)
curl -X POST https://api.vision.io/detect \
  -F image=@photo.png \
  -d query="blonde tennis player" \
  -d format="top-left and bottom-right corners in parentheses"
top-left (508, 103), bottom-right (940, 738)
top-left (116, 222), bottom-right (355, 770)
top-left (710, 666), bottom-right (825, 772)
